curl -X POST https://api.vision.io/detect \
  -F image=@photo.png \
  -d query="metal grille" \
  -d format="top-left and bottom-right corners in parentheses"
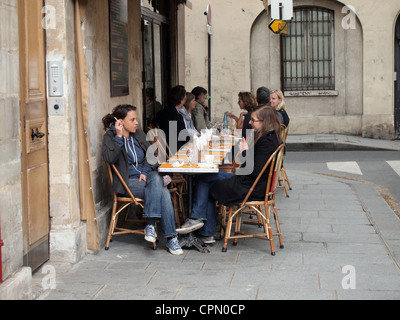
top-left (282, 7), bottom-right (335, 91)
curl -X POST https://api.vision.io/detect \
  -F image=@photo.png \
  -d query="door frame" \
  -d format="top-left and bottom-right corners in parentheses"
top-left (18, 0), bottom-right (50, 272)
top-left (395, 14), bottom-right (400, 139)
top-left (141, 6), bottom-right (170, 128)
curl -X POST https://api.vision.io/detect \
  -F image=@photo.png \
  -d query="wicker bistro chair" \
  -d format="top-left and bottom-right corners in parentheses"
top-left (105, 163), bottom-right (156, 251)
top-left (278, 125), bottom-right (292, 197)
top-left (221, 144), bottom-right (285, 256)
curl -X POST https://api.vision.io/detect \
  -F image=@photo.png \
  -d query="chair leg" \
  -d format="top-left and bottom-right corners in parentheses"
top-left (170, 189), bottom-right (181, 228)
top-left (280, 170), bottom-right (290, 198)
top-left (177, 193), bottom-right (186, 222)
top-left (264, 204), bottom-right (276, 256)
top-left (282, 165), bottom-right (292, 191)
top-left (105, 201), bottom-right (118, 250)
top-left (222, 207), bottom-right (234, 253)
top-left (218, 205), bottom-right (226, 240)
top-left (173, 192), bottom-right (181, 228)
top-left (272, 204), bottom-right (284, 249)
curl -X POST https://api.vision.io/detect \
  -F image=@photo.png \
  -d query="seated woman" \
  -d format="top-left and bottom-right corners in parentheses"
top-left (270, 89), bottom-right (290, 127)
top-left (178, 92), bottom-right (200, 137)
top-left (177, 106), bottom-right (282, 243)
top-left (102, 104), bottom-right (194, 255)
top-left (227, 91), bottom-right (258, 130)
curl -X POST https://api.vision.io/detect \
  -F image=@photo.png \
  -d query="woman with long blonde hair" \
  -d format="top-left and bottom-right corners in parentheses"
top-left (270, 89), bottom-right (290, 127)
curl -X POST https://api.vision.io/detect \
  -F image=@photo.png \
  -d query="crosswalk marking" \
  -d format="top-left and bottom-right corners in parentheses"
top-left (327, 161), bottom-right (363, 175)
top-left (387, 161), bottom-right (400, 177)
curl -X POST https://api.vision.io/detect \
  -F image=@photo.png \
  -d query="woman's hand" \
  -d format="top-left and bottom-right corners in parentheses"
top-left (239, 137), bottom-right (249, 152)
top-left (115, 119), bottom-right (124, 138)
top-left (139, 174), bottom-right (147, 183)
top-left (227, 112), bottom-right (239, 123)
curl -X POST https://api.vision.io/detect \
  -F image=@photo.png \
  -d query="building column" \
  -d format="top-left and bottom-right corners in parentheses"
top-left (45, 0), bottom-right (86, 263)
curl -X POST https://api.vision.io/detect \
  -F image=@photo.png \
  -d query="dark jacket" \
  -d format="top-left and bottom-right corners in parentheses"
top-left (156, 106), bottom-right (189, 152)
top-left (278, 109), bottom-right (290, 127)
top-left (102, 128), bottom-right (158, 195)
top-left (210, 131), bottom-right (281, 206)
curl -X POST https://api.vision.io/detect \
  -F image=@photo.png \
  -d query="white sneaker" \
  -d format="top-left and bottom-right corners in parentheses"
top-left (167, 237), bottom-right (184, 255)
top-left (145, 225), bottom-right (157, 243)
top-left (200, 236), bottom-right (216, 244)
top-left (176, 219), bottom-right (204, 235)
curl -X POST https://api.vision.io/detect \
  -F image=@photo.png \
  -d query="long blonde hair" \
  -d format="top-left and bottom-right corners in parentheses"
top-left (271, 89), bottom-right (287, 112)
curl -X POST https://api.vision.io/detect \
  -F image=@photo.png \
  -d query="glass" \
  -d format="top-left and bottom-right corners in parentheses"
top-left (186, 148), bottom-right (194, 166)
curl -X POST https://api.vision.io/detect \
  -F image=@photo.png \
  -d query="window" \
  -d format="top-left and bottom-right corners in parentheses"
top-left (282, 7), bottom-right (335, 91)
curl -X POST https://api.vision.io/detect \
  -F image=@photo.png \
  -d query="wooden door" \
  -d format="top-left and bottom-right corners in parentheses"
top-left (18, 0), bottom-right (50, 272)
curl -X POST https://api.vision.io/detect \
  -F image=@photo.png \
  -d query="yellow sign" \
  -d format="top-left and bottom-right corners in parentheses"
top-left (268, 19), bottom-right (288, 34)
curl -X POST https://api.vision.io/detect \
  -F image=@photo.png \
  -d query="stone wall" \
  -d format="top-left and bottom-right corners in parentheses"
top-left (183, 0), bottom-right (400, 139)
top-left (0, 0), bottom-right (24, 282)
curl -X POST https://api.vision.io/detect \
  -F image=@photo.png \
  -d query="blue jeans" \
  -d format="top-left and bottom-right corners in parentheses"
top-left (190, 172), bottom-right (235, 237)
top-left (129, 171), bottom-right (177, 238)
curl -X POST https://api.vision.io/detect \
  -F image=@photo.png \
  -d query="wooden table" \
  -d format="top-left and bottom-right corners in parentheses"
top-left (158, 134), bottom-right (241, 253)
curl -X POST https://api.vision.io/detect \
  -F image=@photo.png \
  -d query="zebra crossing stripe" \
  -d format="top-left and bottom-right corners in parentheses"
top-left (327, 161), bottom-right (363, 175)
top-left (387, 161), bottom-right (400, 177)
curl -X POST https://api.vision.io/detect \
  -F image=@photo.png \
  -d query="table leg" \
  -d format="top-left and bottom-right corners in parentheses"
top-left (187, 175), bottom-right (193, 216)
top-left (179, 233), bottom-right (210, 254)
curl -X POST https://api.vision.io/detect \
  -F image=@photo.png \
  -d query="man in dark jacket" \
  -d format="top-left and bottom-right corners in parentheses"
top-left (156, 86), bottom-right (189, 154)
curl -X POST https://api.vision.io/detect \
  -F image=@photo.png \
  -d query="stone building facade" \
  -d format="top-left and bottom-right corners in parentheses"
top-left (1, 0), bottom-right (400, 299)
top-left (183, 0), bottom-right (400, 140)
top-left (0, 0), bottom-right (185, 299)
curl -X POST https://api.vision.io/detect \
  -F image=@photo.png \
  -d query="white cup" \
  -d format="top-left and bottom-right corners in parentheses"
top-left (204, 154), bottom-right (214, 164)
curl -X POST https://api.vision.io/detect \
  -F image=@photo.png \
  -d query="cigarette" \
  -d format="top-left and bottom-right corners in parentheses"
top-left (114, 117), bottom-right (119, 122)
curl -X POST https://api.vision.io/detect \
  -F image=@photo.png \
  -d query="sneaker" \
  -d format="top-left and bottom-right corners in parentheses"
top-left (167, 237), bottom-right (184, 256)
top-left (145, 225), bottom-right (157, 243)
top-left (176, 219), bottom-right (204, 235)
top-left (200, 236), bottom-right (216, 244)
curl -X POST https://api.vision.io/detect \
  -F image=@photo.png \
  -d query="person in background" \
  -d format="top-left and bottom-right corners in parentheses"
top-left (242, 86), bottom-right (271, 139)
top-left (227, 92), bottom-right (258, 129)
top-left (145, 88), bottom-right (163, 129)
top-left (270, 89), bottom-right (290, 127)
top-left (178, 92), bottom-right (200, 137)
top-left (156, 86), bottom-right (188, 153)
top-left (191, 86), bottom-right (211, 132)
top-left (102, 104), bottom-right (195, 255)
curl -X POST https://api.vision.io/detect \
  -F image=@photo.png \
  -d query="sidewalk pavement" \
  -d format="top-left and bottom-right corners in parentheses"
top-left (287, 134), bottom-right (400, 151)
top-left (32, 135), bottom-right (400, 301)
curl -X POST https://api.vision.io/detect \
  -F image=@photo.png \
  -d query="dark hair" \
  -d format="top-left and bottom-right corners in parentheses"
top-left (239, 91), bottom-right (257, 112)
top-left (145, 88), bottom-right (155, 100)
top-left (102, 104), bottom-right (137, 131)
top-left (256, 86), bottom-right (271, 106)
top-left (167, 86), bottom-right (187, 108)
top-left (191, 86), bottom-right (208, 100)
top-left (253, 106), bottom-right (282, 144)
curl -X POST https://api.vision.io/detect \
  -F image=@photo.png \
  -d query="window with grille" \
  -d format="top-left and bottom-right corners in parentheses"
top-left (282, 7), bottom-right (335, 91)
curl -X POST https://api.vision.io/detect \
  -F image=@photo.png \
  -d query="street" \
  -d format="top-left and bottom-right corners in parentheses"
top-left (284, 150), bottom-right (400, 215)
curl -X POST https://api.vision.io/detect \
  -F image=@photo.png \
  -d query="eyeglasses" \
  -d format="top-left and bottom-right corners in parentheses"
top-left (250, 118), bottom-right (263, 123)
